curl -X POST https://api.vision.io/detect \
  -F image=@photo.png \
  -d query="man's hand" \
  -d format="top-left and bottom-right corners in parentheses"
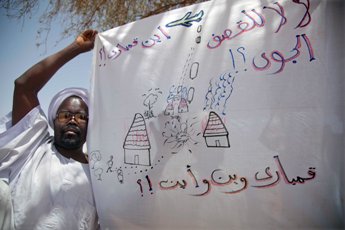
top-left (76, 30), bottom-right (98, 53)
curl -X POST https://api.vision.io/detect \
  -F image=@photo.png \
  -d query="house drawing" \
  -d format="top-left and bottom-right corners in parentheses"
top-left (203, 111), bottom-right (230, 148)
top-left (123, 113), bottom-right (151, 166)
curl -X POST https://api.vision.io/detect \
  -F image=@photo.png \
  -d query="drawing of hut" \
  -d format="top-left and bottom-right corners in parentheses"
top-left (203, 111), bottom-right (230, 148)
top-left (123, 113), bottom-right (151, 166)
top-left (164, 101), bottom-right (174, 116)
top-left (178, 98), bottom-right (189, 113)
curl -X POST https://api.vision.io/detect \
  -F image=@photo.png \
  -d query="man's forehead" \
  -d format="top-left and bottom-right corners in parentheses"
top-left (58, 96), bottom-right (88, 111)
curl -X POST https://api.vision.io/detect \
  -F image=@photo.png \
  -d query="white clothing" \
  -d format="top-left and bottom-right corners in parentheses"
top-left (0, 179), bottom-right (14, 230)
top-left (0, 107), bottom-right (98, 230)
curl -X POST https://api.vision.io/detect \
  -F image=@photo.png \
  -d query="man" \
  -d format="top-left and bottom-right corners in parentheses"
top-left (0, 30), bottom-right (99, 229)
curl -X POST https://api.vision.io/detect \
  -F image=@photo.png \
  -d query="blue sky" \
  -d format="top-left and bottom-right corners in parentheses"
top-left (0, 5), bottom-right (94, 118)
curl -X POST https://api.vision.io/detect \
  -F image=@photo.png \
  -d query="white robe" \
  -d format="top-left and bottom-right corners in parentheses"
top-left (0, 107), bottom-right (98, 230)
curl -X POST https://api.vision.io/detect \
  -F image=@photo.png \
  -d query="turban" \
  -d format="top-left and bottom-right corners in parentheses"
top-left (48, 87), bottom-right (89, 128)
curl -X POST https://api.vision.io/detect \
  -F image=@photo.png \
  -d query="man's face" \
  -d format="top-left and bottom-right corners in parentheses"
top-left (53, 96), bottom-right (88, 150)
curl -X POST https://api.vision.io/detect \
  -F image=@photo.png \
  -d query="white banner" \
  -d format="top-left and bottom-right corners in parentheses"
top-left (89, 0), bottom-right (344, 229)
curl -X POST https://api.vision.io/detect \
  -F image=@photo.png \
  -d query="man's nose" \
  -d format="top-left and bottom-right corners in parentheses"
top-left (68, 115), bottom-right (78, 124)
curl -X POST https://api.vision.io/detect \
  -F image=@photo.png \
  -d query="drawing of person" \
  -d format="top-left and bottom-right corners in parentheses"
top-left (107, 155), bottom-right (114, 173)
top-left (164, 85), bottom-right (177, 115)
top-left (90, 150), bottom-right (102, 169)
top-left (116, 168), bottom-right (124, 184)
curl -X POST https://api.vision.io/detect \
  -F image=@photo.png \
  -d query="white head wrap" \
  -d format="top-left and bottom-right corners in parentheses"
top-left (48, 87), bottom-right (89, 128)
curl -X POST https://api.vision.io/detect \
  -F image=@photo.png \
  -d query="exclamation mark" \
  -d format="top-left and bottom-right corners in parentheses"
top-left (137, 179), bottom-right (143, 197)
top-left (146, 175), bottom-right (154, 195)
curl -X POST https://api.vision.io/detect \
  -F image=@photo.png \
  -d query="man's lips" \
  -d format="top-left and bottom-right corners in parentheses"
top-left (65, 130), bottom-right (77, 135)
top-left (63, 126), bottom-right (80, 135)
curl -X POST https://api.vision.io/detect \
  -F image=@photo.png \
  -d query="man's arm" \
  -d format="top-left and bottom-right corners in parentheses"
top-left (12, 30), bottom-right (98, 126)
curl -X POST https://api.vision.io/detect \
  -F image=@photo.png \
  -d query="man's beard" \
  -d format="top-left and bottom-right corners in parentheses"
top-left (59, 134), bottom-right (83, 149)
top-left (57, 125), bottom-right (84, 150)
